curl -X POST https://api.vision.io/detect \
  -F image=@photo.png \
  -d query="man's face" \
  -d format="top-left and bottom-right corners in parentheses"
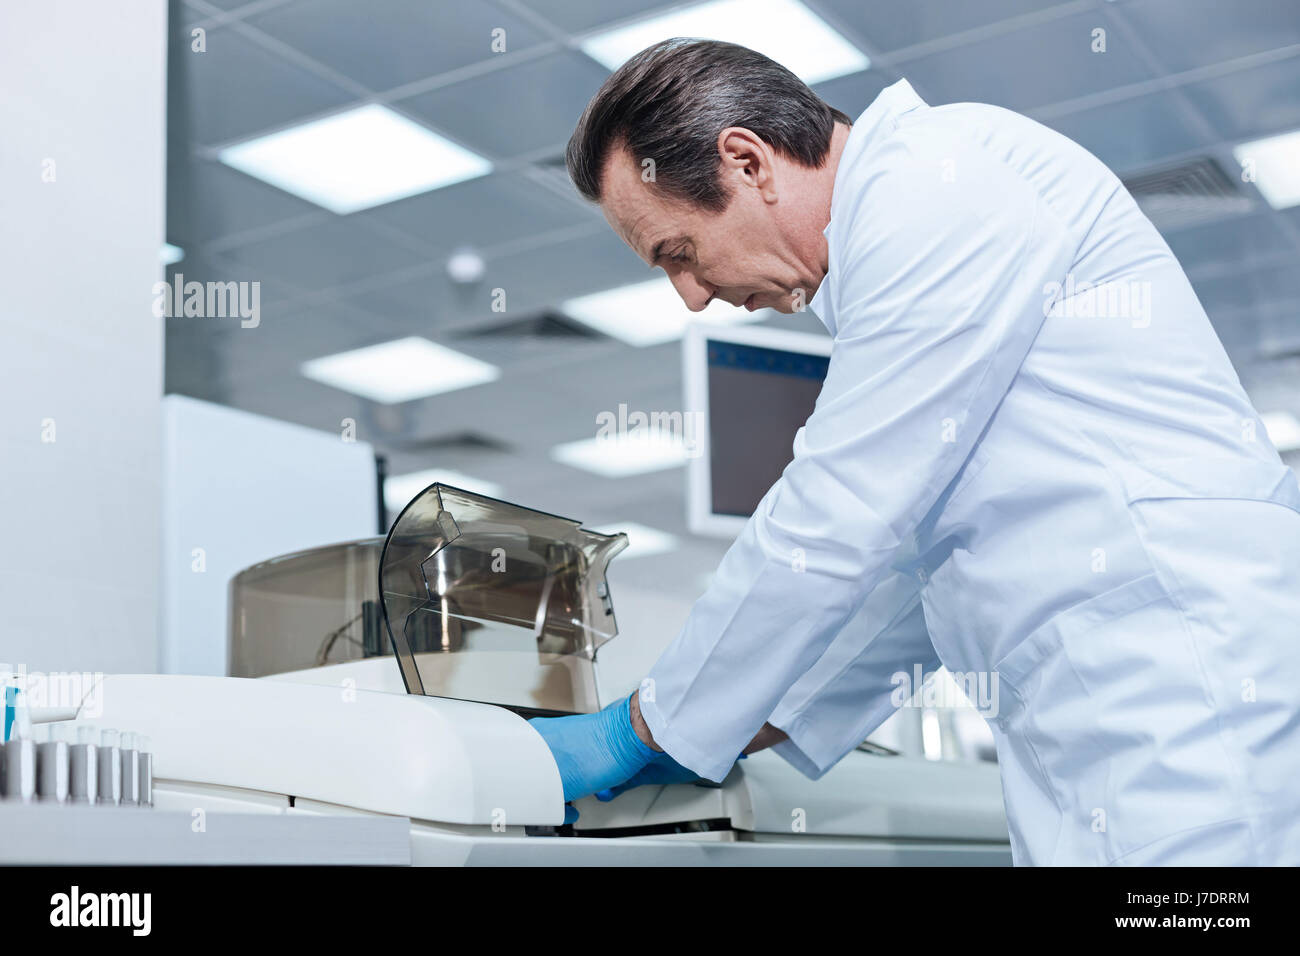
top-left (598, 133), bottom-right (825, 315)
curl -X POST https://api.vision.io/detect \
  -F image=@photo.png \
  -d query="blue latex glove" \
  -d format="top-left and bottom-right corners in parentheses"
top-left (595, 751), bottom-right (749, 801)
top-left (528, 694), bottom-right (657, 803)
top-left (595, 749), bottom-right (700, 800)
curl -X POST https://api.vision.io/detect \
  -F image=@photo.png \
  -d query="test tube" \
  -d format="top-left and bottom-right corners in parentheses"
top-left (69, 724), bottom-right (98, 804)
top-left (36, 722), bottom-right (70, 803)
top-left (137, 735), bottom-right (153, 807)
top-left (119, 731), bottom-right (139, 805)
top-left (2, 679), bottom-right (16, 743)
top-left (97, 728), bottom-right (121, 805)
top-left (1, 688), bottom-right (35, 802)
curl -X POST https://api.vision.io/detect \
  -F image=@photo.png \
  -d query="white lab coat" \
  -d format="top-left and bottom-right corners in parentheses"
top-left (639, 79), bottom-right (1300, 865)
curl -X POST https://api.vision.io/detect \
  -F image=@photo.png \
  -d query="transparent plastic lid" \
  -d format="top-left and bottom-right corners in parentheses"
top-left (229, 486), bottom-right (628, 715)
top-left (377, 484), bottom-right (628, 715)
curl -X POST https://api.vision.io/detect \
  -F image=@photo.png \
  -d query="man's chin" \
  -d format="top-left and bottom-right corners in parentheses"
top-left (740, 290), bottom-right (804, 314)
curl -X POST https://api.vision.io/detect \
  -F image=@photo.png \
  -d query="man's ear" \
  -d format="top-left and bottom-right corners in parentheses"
top-left (717, 126), bottom-right (776, 196)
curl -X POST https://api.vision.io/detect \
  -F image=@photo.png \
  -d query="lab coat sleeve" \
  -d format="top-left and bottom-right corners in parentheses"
top-left (767, 570), bottom-right (938, 779)
top-left (638, 122), bottom-right (1075, 781)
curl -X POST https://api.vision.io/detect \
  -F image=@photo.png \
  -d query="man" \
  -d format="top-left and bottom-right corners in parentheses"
top-left (530, 38), bottom-right (1300, 865)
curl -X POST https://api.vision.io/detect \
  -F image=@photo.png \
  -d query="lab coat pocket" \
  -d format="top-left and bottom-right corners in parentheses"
top-left (1113, 456), bottom-right (1300, 853)
top-left (1113, 455), bottom-right (1300, 671)
top-left (989, 572), bottom-right (1233, 865)
top-left (1111, 455), bottom-right (1300, 514)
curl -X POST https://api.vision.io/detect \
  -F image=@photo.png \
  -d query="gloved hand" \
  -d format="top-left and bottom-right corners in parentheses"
top-left (528, 694), bottom-right (658, 803)
top-left (595, 749), bottom-right (700, 800)
top-left (595, 750), bottom-right (750, 801)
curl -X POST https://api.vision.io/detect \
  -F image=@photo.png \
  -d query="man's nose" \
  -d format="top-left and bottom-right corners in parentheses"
top-left (667, 270), bottom-right (714, 312)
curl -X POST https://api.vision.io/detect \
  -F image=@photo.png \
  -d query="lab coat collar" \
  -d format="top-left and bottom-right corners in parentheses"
top-left (809, 79), bottom-right (928, 335)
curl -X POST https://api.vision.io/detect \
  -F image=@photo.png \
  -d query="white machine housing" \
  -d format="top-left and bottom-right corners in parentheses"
top-left (69, 670), bottom-right (1011, 865)
top-left (64, 485), bottom-right (1011, 865)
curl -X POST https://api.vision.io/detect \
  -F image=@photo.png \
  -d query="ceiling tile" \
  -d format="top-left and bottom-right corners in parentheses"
top-left (177, 160), bottom-right (321, 245)
top-left (898, 9), bottom-right (1154, 112)
top-left (816, 0), bottom-right (1078, 53)
top-left (213, 304), bottom-right (413, 385)
top-left (340, 270), bottom-right (468, 328)
top-left (220, 217), bottom-right (430, 290)
top-left (1180, 56), bottom-right (1300, 141)
top-left (1041, 89), bottom-right (1215, 173)
top-left (176, 25), bottom-right (356, 145)
top-left (1281, 203), bottom-right (1300, 234)
top-left (182, 0), bottom-right (262, 14)
top-left (1116, 0), bottom-right (1300, 73)
top-left (1163, 211), bottom-right (1294, 274)
top-left (520, 0), bottom-right (669, 34)
top-left (246, 0), bottom-right (550, 92)
top-left (394, 50), bottom-right (610, 159)
top-left (164, 251), bottom-right (311, 312)
top-left (357, 172), bottom-right (594, 254)
top-left (1192, 259), bottom-right (1300, 313)
top-left (476, 229), bottom-right (648, 316)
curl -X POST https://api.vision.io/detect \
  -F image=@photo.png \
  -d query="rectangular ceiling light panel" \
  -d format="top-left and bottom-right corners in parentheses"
top-left (581, 0), bottom-right (870, 85)
top-left (219, 104), bottom-right (492, 214)
top-left (301, 336), bottom-right (499, 404)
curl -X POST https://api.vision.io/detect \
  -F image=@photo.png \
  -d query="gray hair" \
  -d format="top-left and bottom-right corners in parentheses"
top-left (566, 38), bottom-right (851, 212)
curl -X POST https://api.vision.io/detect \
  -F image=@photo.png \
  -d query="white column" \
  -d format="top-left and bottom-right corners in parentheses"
top-left (0, 1), bottom-right (168, 673)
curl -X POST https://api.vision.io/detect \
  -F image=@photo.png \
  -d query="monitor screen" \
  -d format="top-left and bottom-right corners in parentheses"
top-left (684, 324), bottom-right (832, 537)
top-left (708, 341), bottom-right (829, 516)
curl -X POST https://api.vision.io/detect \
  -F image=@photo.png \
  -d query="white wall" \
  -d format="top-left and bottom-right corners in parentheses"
top-left (0, 1), bottom-right (168, 673)
top-left (594, 575), bottom-right (699, 704)
top-left (161, 396), bottom-right (379, 675)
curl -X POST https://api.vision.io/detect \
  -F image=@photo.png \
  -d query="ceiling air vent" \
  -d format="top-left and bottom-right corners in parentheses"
top-left (459, 310), bottom-right (602, 341)
top-left (446, 310), bottom-right (611, 366)
top-left (1121, 157), bottom-right (1254, 231)
top-left (382, 430), bottom-right (513, 454)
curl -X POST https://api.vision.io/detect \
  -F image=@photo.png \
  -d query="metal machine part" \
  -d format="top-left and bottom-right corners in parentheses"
top-left (2, 737), bottom-right (36, 801)
top-left (36, 725), bottom-right (70, 803)
top-left (119, 732), bottom-right (140, 806)
top-left (97, 729), bottom-right (121, 805)
top-left (69, 726), bottom-right (98, 804)
top-left (138, 739), bottom-right (153, 808)
top-left (4, 722), bottom-right (155, 809)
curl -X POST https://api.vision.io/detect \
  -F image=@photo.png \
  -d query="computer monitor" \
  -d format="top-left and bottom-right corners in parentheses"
top-left (683, 323), bottom-right (832, 538)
